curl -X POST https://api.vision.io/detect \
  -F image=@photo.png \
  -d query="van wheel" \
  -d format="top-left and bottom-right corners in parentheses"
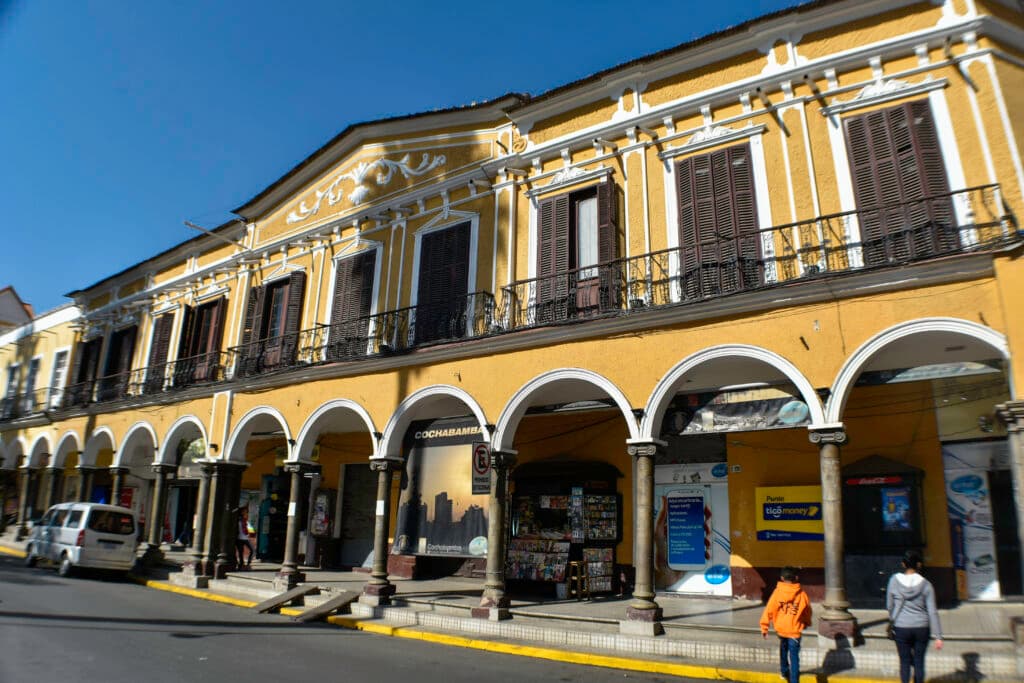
top-left (58, 554), bottom-right (74, 578)
top-left (24, 546), bottom-right (37, 568)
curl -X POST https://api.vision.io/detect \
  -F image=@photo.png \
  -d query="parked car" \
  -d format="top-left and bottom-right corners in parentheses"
top-left (24, 502), bottom-right (138, 576)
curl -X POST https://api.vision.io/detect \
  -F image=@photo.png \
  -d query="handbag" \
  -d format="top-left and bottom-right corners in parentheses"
top-left (887, 592), bottom-right (904, 640)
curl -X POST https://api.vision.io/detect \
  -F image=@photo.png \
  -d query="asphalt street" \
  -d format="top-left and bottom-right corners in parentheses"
top-left (0, 554), bottom-right (705, 683)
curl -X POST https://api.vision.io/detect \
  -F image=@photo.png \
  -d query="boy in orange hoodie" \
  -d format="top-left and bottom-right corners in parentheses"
top-left (760, 566), bottom-right (812, 683)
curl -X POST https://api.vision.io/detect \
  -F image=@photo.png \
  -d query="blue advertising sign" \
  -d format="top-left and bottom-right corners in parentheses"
top-left (667, 491), bottom-right (706, 569)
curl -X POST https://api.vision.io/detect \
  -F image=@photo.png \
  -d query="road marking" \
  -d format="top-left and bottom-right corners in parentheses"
top-left (0, 545), bottom-right (27, 558)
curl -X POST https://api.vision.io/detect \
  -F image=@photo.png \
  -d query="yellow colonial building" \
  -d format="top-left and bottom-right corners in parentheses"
top-left (3, 0), bottom-right (1023, 637)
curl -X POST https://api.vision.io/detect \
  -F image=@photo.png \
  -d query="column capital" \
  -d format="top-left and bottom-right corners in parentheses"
top-left (996, 401), bottom-right (1024, 432)
top-left (108, 466), bottom-right (130, 475)
top-left (627, 439), bottom-right (666, 458)
top-left (283, 460), bottom-right (321, 475)
top-left (489, 450), bottom-right (517, 470)
top-left (369, 458), bottom-right (401, 472)
top-left (151, 462), bottom-right (177, 476)
top-left (809, 426), bottom-right (847, 445)
top-left (45, 464), bottom-right (62, 473)
top-left (75, 464), bottom-right (98, 473)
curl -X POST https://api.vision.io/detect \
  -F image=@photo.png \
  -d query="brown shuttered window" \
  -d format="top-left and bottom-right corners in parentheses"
top-left (144, 314), bottom-right (174, 393)
top-left (99, 325), bottom-right (137, 400)
top-left (844, 100), bottom-right (955, 265)
top-left (65, 336), bottom-right (103, 406)
top-left (415, 222), bottom-right (470, 344)
top-left (675, 143), bottom-right (761, 299)
top-left (328, 250), bottom-right (376, 360)
top-left (279, 271), bottom-right (307, 364)
top-left (535, 181), bottom-right (621, 324)
top-left (175, 298), bottom-right (226, 385)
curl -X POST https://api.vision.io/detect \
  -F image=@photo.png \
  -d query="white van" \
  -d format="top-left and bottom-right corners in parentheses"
top-left (25, 502), bottom-right (139, 576)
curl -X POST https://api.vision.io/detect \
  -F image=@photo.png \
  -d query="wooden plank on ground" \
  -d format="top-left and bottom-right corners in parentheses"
top-left (290, 591), bottom-right (359, 623)
top-left (252, 584), bottom-right (321, 613)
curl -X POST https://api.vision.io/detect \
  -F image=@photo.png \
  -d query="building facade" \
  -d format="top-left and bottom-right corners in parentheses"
top-left (3, 0), bottom-right (1023, 637)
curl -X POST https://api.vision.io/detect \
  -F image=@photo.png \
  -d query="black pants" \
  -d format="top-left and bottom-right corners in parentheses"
top-left (893, 626), bottom-right (930, 683)
top-left (236, 538), bottom-right (255, 566)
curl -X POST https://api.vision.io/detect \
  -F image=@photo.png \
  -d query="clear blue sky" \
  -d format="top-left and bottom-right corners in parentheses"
top-left (1, 0), bottom-right (799, 314)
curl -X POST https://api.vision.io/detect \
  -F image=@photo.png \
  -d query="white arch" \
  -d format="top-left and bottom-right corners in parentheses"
top-left (827, 317), bottom-right (1010, 423)
top-left (224, 406), bottom-right (292, 463)
top-left (378, 385), bottom-right (489, 460)
top-left (81, 427), bottom-right (117, 467)
top-left (641, 345), bottom-right (826, 439)
top-left (158, 416), bottom-right (209, 466)
top-left (492, 369), bottom-right (640, 453)
top-left (27, 433), bottom-right (53, 469)
top-left (292, 399), bottom-right (379, 463)
top-left (113, 421), bottom-right (159, 468)
top-left (53, 431), bottom-right (82, 469)
top-left (4, 436), bottom-right (27, 470)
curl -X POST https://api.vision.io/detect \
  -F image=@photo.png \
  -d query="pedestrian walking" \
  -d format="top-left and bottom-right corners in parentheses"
top-left (235, 506), bottom-right (255, 568)
top-left (760, 566), bottom-right (812, 683)
top-left (886, 550), bottom-right (943, 683)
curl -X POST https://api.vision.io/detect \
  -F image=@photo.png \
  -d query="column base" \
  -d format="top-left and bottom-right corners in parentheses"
top-left (140, 544), bottom-right (165, 568)
top-left (620, 606), bottom-right (665, 636)
top-left (15, 526), bottom-right (27, 541)
top-left (172, 562), bottom-right (210, 589)
top-left (360, 582), bottom-right (396, 606)
top-left (472, 594), bottom-right (511, 620)
top-left (273, 570), bottom-right (306, 592)
top-left (818, 615), bottom-right (859, 642)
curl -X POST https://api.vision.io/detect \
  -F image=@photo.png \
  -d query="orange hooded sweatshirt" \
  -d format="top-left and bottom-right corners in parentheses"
top-left (760, 581), bottom-right (812, 639)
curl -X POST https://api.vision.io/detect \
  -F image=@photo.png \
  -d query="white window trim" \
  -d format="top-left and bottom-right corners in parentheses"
top-left (818, 77), bottom-right (948, 118)
top-left (409, 211), bottom-right (480, 341)
top-left (22, 355), bottom-right (42, 411)
top-left (661, 128), bottom-right (775, 303)
top-left (47, 346), bottom-right (71, 409)
top-left (4, 362), bottom-right (20, 399)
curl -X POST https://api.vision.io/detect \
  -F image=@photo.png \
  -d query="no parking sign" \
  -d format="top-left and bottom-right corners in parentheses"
top-left (471, 442), bottom-right (491, 494)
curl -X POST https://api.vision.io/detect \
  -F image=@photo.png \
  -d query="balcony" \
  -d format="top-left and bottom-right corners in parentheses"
top-left (5, 185), bottom-right (1015, 422)
top-left (0, 386), bottom-right (53, 420)
top-left (497, 185), bottom-right (1017, 330)
top-left (229, 291), bottom-right (495, 378)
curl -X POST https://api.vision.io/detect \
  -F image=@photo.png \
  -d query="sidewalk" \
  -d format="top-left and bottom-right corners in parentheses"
top-left (4, 531), bottom-right (1022, 682)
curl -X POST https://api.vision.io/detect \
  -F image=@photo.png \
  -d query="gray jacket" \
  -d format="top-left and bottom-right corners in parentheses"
top-left (886, 572), bottom-right (942, 638)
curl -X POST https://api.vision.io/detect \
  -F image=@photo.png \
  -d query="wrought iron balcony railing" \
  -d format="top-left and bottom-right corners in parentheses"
top-left (0, 386), bottom-right (52, 420)
top-left (497, 185), bottom-right (1016, 330)
top-left (229, 292), bottom-right (495, 378)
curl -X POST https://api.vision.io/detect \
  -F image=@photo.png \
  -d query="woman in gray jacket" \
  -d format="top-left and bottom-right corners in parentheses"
top-left (886, 550), bottom-right (943, 683)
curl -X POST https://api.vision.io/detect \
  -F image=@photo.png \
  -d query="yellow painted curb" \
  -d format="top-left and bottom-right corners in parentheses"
top-left (0, 545), bottom-right (27, 558)
top-left (133, 576), bottom-right (906, 683)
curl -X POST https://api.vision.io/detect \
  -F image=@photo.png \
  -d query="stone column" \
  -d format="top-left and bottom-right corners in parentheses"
top-left (77, 466), bottom-right (96, 502)
top-left (109, 466), bottom-right (129, 506)
top-left (621, 441), bottom-right (664, 636)
top-left (213, 461), bottom-right (245, 579)
top-left (996, 401), bottom-right (1024, 589)
top-left (473, 450), bottom-right (517, 621)
top-left (141, 463), bottom-right (175, 566)
top-left (361, 458), bottom-right (399, 606)
top-left (274, 461), bottom-right (319, 591)
top-left (809, 427), bottom-right (857, 640)
top-left (44, 465), bottom-right (63, 509)
top-left (175, 460), bottom-right (214, 588)
top-left (15, 468), bottom-right (36, 540)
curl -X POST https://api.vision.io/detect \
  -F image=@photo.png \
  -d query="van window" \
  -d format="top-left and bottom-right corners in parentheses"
top-left (66, 510), bottom-right (83, 528)
top-left (86, 510), bottom-right (135, 535)
top-left (52, 509), bottom-right (69, 527)
top-left (38, 509), bottom-right (55, 527)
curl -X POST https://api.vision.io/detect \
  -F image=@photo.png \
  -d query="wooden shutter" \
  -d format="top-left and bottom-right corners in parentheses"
top-left (415, 223), bottom-right (470, 343)
top-left (280, 272), bottom-right (307, 364)
top-left (328, 250), bottom-right (376, 359)
top-left (535, 194), bottom-right (571, 323)
top-left (237, 285), bottom-right (265, 377)
top-left (596, 181), bottom-right (621, 311)
top-left (845, 100), bottom-right (953, 265)
top-left (145, 315), bottom-right (173, 393)
top-left (117, 325), bottom-right (138, 374)
top-left (676, 143), bottom-right (761, 298)
top-left (177, 305), bottom-right (197, 359)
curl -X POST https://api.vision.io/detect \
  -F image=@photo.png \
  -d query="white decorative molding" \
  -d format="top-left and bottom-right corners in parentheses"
top-left (287, 153), bottom-right (447, 224)
top-left (819, 77), bottom-right (948, 116)
top-left (194, 284), bottom-right (230, 303)
top-left (658, 124), bottom-right (767, 161)
top-left (525, 165), bottom-right (610, 198)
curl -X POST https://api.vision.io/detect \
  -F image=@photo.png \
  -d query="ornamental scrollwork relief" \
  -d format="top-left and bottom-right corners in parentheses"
top-left (287, 152), bottom-right (446, 224)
